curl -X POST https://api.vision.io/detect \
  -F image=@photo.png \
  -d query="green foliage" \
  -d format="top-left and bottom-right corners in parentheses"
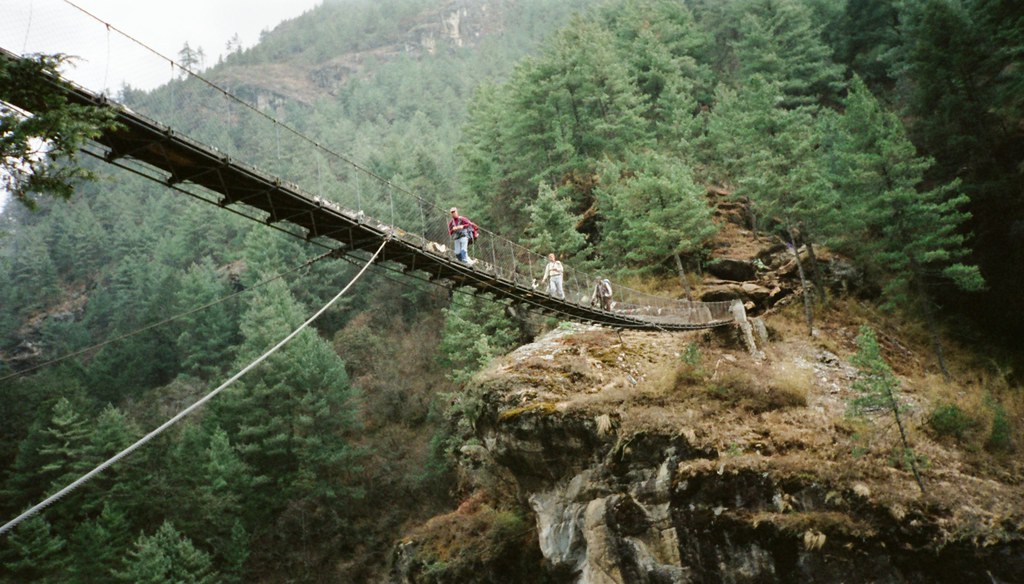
top-left (523, 183), bottom-right (588, 259)
top-left (599, 0), bottom-right (712, 136)
top-left (212, 277), bottom-right (363, 524)
top-left (682, 342), bottom-right (701, 368)
top-left (829, 0), bottom-right (901, 92)
top-left (708, 75), bottom-right (829, 235)
top-left (827, 76), bottom-right (983, 304)
top-left (436, 292), bottom-right (520, 385)
top-left (595, 152), bottom-right (717, 270)
top-left (67, 502), bottom-right (132, 584)
top-left (0, 53), bottom-right (119, 209)
top-left (928, 403), bottom-right (975, 440)
top-left (114, 521), bottom-right (217, 584)
top-left (4, 229), bottom-right (60, 314)
top-left (174, 258), bottom-right (240, 379)
top-left (1, 516), bottom-right (67, 583)
top-left (848, 326), bottom-right (925, 492)
top-left (458, 16), bottom-right (651, 234)
top-left (848, 327), bottom-right (901, 415)
top-left (985, 397), bottom-right (1014, 453)
top-left (157, 425), bottom-right (253, 573)
top-left (729, 0), bottom-right (844, 108)
top-left (5, 397), bottom-right (91, 513)
top-left (0, 370), bottom-right (75, 481)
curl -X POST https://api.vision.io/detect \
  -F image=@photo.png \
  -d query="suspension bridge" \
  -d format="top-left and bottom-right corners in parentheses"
top-left (0, 1), bottom-right (738, 331)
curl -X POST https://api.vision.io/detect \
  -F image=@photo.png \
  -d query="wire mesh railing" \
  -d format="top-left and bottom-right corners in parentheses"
top-left (1, 0), bottom-right (737, 329)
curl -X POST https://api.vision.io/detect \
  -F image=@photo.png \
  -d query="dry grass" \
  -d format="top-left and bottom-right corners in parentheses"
top-left (705, 368), bottom-right (807, 413)
top-left (766, 361), bottom-right (813, 405)
top-left (615, 273), bottom-right (691, 298)
top-left (470, 290), bottom-right (1023, 545)
top-left (404, 491), bottom-right (533, 575)
top-left (749, 510), bottom-right (877, 539)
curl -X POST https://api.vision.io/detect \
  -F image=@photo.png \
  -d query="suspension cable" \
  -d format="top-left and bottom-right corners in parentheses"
top-left (0, 238), bottom-right (388, 538)
top-left (0, 248), bottom-right (340, 383)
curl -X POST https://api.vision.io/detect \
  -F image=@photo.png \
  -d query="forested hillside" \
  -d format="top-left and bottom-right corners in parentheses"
top-left (1, 0), bottom-right (1021, 582)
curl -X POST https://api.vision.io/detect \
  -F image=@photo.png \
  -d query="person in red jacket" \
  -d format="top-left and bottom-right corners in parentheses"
top-left (447, 207), bottom-right (478, 264)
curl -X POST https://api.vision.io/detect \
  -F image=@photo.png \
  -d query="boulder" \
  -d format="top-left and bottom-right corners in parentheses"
top-left (706, 258), bottom-right (756, 282)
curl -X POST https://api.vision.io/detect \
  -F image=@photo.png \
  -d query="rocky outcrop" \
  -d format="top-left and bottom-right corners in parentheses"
top-left (471, 401), bottom-right (1022, 583)
top-left (393, 325), bottom-right (1024, 583)
top-left (212, 0), bottom-right (506, 103)
top-left (0, 284), bottom-right (89, 372)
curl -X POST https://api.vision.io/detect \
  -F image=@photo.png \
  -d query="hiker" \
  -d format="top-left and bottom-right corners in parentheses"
top-left (540, 253), bottom-right (564, 299)
top-left (447, 207), bottom-right (478, 264)
top-left (591, 277), bottom-right (613, 311)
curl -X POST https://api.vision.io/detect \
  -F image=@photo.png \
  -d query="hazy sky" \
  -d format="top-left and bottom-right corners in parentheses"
top-left (1, 0), bottom-right (322, 211)
top-left (4, 1), bottom-right (323, 79)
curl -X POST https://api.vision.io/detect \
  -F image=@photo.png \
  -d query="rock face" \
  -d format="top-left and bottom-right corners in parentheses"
top-left (501, 423), bottom-right (1021, 583)
top-left (706, 259), bottom-right (757, 282)
top-left (211, 0), bottom-right (508, 104)
top-left (393, 325), bottom-right (1024, 583)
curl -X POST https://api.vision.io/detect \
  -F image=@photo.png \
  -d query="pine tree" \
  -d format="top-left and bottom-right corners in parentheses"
top-left (828, 76), bottom-right (983, 377)
top-left (7, 229), bottom-right (60, 314)
top-left (523, 183), bottom-right (588, 260)
top-left (83, 405), bottom-right (145, 518)
top-left (175, 257), bottom-right (240, 379)
top-left (601, 0), bottom-right (712, 134)
top-left (458, 17), bottom-right (651, 234)
top-left (5, 397), bottom-right (92, 515)
top-left (160, 425), bottom-right (253, 577)
top-left (2, 515), bottom-right (67, 583)
top-left (437, 292), bottom-right (520, 385)
top-left (831, 0), bottom-right (901, 92)
top-left (114, 521), bottom-right (217, 584)
top-left (67, 502), bottom-right (132, 584)
top-left (595, 152), bottom-right (717, 295)
top-left (0, 53), bottom-right (118, 208)
top-left (46, 200), bottom-right (108, 283)
top-left (84, 254), bottom-right (182, 401)
top-left (457, 82), bottom-right (510, 228)
top-left (212, 278), bottom-right (361, 515)
top-left (730, 0), bottom-right (844, 108)
top-left (222, 520), bottom-right (250, 584)
top-left (848, 326), bottom-right (926, 494)
top-left (707, 76), bottom-right (830, 331)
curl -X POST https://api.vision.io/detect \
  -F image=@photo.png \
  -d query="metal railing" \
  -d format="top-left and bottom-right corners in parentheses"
top-left (1, 0), bottom-right (737, 329)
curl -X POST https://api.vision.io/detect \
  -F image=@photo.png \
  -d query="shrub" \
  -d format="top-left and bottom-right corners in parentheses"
top-left (706, 369), bottom-right (806, 413)
top-left (928, 403), bottom-right (975, 440)
top-left (986, 400), bottom-right (1014, 453)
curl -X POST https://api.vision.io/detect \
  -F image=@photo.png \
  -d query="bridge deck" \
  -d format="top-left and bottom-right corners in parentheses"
top-left (0, 50), bottom-right (736, 331)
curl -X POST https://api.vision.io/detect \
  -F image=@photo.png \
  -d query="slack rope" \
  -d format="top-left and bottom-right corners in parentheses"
top-left (0, 238), bottom-right (389, 537)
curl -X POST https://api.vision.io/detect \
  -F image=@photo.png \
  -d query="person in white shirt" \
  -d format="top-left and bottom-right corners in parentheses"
top-left (540, 253), bottom-right (564, 299)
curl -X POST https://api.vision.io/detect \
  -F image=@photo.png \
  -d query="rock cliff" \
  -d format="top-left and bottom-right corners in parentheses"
top-left (394, 317), bottom-right (1024, 583)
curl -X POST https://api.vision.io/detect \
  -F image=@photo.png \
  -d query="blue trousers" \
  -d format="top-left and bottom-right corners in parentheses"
top-left (453, 235), bottom-right (469, 262)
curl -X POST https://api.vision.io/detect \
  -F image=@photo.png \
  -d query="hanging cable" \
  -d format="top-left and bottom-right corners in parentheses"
top-left (0, 248), bottom-right (340, 383)
top-left (0, 238), bottom-right (388, 538)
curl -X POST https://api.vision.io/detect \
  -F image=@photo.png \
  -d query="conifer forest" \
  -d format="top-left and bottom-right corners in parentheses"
top-left (0, 0), bottom-right (1021, 582)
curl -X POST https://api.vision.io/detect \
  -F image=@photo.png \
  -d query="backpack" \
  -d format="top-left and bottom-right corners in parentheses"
top-left (600, 279), bottom-right (612, 297)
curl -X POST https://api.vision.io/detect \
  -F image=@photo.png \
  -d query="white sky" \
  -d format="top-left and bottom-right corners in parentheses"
top-left (3, 0), bottom-right (323, 89)
top-left (1, 0), bottom-right (323, 212)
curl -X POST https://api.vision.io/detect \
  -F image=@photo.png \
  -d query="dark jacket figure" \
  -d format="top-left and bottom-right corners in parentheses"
top-left (591, 278), bottom-right (612, 310)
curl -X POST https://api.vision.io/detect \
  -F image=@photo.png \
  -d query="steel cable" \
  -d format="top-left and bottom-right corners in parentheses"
top-left (0, 238), bottom-right (388, 538)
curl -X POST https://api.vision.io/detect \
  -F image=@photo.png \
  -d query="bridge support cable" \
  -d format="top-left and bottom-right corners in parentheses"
top-left (0, 45), bottom-right (738, 331)
top-left (0, 238), bottom-right (389, 538)
top-left (87, 145), bottom-right (637, 329)
top-left (0, 248), bottom-right (339, 383)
